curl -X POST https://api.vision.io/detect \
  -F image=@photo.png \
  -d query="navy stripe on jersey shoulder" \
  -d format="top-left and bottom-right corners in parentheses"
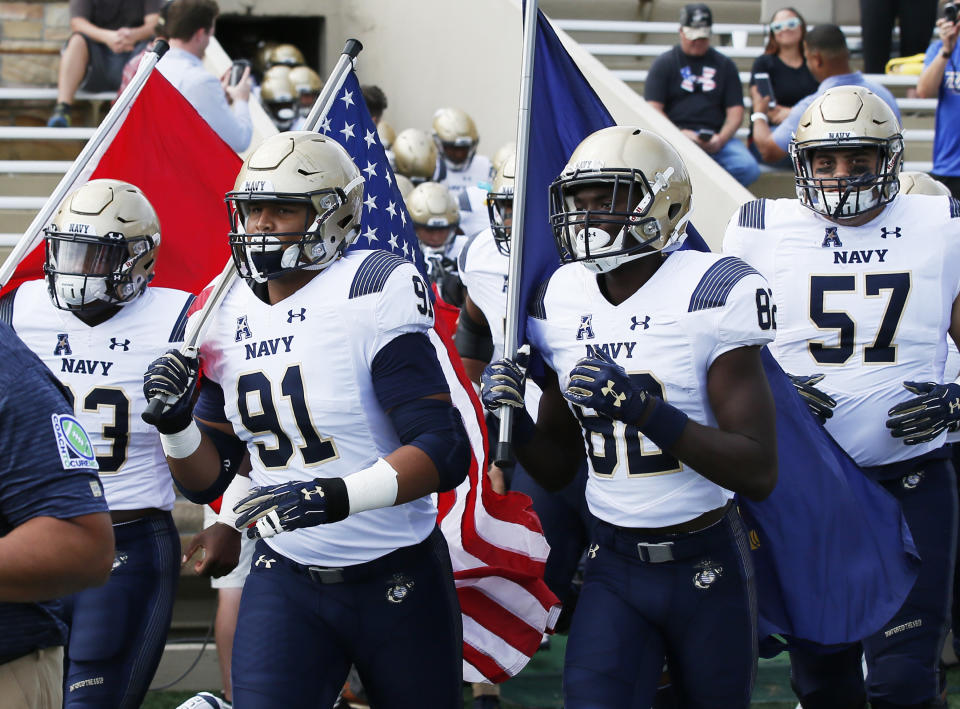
top-left (0, 286), bottom-right (18, 326)
top-left (737, 199), bottom-right (767, 229)
top-left (950, 197), bottom-right (960, 219)
top-left (349, 251), bottom-right (408, 299)
top-left (528, 279), bottom-right (550, 320)
top-left (688, 257), bottom-right (759, 312)
top-left (458, 231), bottom-right (480, 274)
top-left (168, 293), bottom-right (196, 343)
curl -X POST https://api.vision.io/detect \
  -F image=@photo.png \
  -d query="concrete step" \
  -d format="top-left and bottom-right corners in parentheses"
top-left (150, 643), bottom-right (222, 693)
top-left (0, 173), bottom-right (61, 195)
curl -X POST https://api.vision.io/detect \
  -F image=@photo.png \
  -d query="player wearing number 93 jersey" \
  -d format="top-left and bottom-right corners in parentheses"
top-left (481, 126), bottom-right (778, 709)
top-left (141, 131), bottom-right (470, 709)
top-left (724, 85), bottom-right (960, 708)
top-left (0, 179), bottom-right (191, 708)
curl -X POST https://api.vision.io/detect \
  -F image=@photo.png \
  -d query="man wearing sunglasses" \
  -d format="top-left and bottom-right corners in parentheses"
top-left (752, 24), bottom-right (901, 165)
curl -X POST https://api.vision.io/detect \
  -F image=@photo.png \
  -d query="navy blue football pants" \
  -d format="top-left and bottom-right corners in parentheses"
top-left (231, 526), bottom-right (462, 709)
top-left (563, 503), bottom-right (757, 709)
top-left (62, 512), bottom-right (179, 708)
top-left (790, 458), bottom-right (957, 708)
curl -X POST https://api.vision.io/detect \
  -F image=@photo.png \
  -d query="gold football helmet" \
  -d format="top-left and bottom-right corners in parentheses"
top-left (393, 128), bottom-right (438, 185)
top-left (791, 85), bottom-right (903, 220)
top-left (377, 120), bottom-right (396, 150)
top-left (432, 107), bottom-right (479, 171)
top-left (288, 65), bottom-right (322, 117)
top-left (492, 141), bottom-right (517, 174)
top-left (260, 70), bottom-right (297, 131)
top-left (226, 132), bottom-right (364, 282)
top-left (265, 44), bottom-right (305, 68)
top-left (395, 174), bottom-right (415, 201)
top-left (406, 181), bottom-right (460, 256)
top-left (486, 149), bottom-right (515, 255)
top-left (44, 179), bottom-right (160, 313)
top-left (898, 171), bottom-right (951, 196)
top-left (550, 126), bottom-right (692, 273)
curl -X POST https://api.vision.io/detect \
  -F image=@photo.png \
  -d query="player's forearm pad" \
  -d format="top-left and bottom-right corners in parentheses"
top-left (455, 309), bottom-right (494, 362)
top-left (344, 457), bottom-right (399, 515)
top-left (639, 398), bottom-right (689, 452)
top-left (388, 398), bottom-right (471, 492)
top-left (172, 422), bottom-right (247, 505)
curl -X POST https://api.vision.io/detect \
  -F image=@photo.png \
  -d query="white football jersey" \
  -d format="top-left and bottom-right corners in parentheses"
top-left (441, 154), bottom-right (493, 198)
top-left (724, 195), bottom-right (960, 466)
top-left (526, 251), bottom-right (775, 527)
top-left (459, 228), bottom-right (542, 415)
top-left (8, 280), bottom-right (194, 511)
top-left (197, 250), bottom-right (439, 567)
top-left (454, 185), bottom-right (492, 239)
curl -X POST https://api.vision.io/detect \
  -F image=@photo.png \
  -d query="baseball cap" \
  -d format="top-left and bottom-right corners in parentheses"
top-left (680, 3), bottom-right (713, 40)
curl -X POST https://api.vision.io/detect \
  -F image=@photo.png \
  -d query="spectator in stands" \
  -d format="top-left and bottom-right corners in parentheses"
top-left (157, 0), bottom-right (253, 153)
top-left (644, 3), bottom-right (760, 186)
top-left (752, 24), bottom-right (902, 164)
top-left (860, 0), bottom-right (939, 75)
top-left (116, 2), bottom-right (171, 98)
top-left (48, 0), bottom-right (162, 127)
top-left (362, 85), bottom-right (388, 125)
top-left (0, 324), bottom-right (114, 709)
top-left (917, 6), bottom-right (960, 198)
top-left (748, 7), bottom-right (818, 162)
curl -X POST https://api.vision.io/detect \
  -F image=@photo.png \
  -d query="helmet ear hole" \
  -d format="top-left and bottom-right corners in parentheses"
top-left (668, 203), bottom-right (682, 220)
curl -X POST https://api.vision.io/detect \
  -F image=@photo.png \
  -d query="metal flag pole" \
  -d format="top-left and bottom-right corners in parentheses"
top-left (0, 39), bottom-right (170, 288)
top-left (143, 39), bottom-right (364, 424)
top-left (495, 0), bottom-right (539, 467)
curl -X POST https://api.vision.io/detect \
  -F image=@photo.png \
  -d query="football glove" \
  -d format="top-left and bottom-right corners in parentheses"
top-left (480, 354), bottom-right (528, 414)
top-left (787, 373), bottom-right (837, 423)
top-left (233, 477), bottom-right (349, 539)
top-left (886, 381), bottom-right (960, 445)
top-left (563, 348), bottom-right (650, 424)
top-left (142, 349), bottom-right (200, 433)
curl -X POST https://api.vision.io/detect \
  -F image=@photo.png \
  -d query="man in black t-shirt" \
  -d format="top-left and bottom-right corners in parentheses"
top-left (644, 3), bottom-right (759, 187)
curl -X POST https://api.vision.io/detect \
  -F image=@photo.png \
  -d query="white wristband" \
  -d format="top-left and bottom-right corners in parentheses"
top-left (344, 457), bottom-right (399, 515)
top-left (160, 420), bottom-right (202, 459)
top-left (216, 474), bottom-right (252, 529)
top-left (751, 112), bottom-right (769, 123)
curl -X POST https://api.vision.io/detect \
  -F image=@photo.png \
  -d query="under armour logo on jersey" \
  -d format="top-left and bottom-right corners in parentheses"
top-left (587, 543), bottom-right (599, 559)
top-left (54, 333), bottom-right (72, 356)
top-left (821, 227), bottom-right (842, 248)
top-left (880, 226), bottom-right (902, 239)
top-left (630, 316), bottom-right (650, 331)
top-left (576, 314), bottom-right (595, 340)
top-left (108, 338), bottom-right (130, 351)
top-left (301, 484), bottom-right (325, 500)
top-left (235, 315), bottom-right (252, 342)
top-left (255, 555), bottom-right (276, 569)
top-left (287, 308), bottom-right (306, 323)
top-left (601, 380), bottom-right (626, 408)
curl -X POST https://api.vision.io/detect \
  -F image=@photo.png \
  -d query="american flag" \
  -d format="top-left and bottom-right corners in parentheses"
top-left (324, 71), bottom-right (560, 683)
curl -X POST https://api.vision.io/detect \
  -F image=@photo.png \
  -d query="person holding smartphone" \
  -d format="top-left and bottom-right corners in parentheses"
top-left (917, 2), bottom-right (960, 198)
top-left (644, 3), bottom-right (760, 187)
top-left (748, 7), bottom-right (818, 164)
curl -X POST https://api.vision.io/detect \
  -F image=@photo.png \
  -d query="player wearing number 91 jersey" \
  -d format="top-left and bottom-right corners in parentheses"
top-left (481, 126), bottom-right (778, 709)
top-left (0, 179), bottom-right (191, 709)
top-left (142, 132), bottom-right (470, 708)
top-left (723, 85), bottom-right (960, 709)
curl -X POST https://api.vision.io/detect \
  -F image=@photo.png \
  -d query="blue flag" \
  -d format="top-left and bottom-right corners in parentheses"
top-left (320, 72), bottom-right (428, 281)
top-left (517, 11), bottom-right (919, 650)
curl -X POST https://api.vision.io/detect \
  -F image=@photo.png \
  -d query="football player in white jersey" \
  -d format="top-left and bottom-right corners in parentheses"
top-left (406, 181), bottom-right (468, 307)
top-left (723, 85), bottom-right (960, 709)
top-left (142, 131), bottom-right (470, 708)
top-left (0, 179), bottom-right (193, 708)
top-left (481, 126), bottom-right (778, 708)
top-left (433, 107), bottom-right (494, 195)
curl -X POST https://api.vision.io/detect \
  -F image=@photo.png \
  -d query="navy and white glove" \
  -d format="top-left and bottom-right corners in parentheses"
top-left (142, 349), bottom-right (199, 433)
top-left (233, 477), bottom-right (349, 539)
top-left (886, 381), bottom-right (960, 445)
top-left (787, 373), bottom-right (837, 423)
top-left (480, 355), bottom-right (528, 414)
top-left (563, 348), bottom-right (650, 423)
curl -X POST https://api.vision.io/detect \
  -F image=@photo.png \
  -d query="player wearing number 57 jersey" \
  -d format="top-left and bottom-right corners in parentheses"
top-left (0, 179), bottom-right (192, 708)
top-left (142, 132), bottom-right (470, 709)
top-left (724, 85), bottom-right (960, 709)
top-left (481, 126), bottom-right (778, 709)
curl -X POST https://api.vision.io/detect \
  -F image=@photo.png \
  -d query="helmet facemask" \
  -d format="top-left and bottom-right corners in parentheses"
top-left (436, 136), bottom-right (477, 172)
top-left (792, 139), bottom-right (903, 220)
top-left (549, 167), bottom-right (687, 273)
top-left (227, 181), bottom-right (362, 283)
top-left (486, 193), bottom-right (513, 256)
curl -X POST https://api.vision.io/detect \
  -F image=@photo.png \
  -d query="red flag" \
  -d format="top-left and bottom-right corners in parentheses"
top-left (0, 71), bottom-right (240, 297)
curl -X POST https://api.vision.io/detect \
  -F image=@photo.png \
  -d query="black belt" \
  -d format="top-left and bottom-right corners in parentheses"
top-left (595, 504), bottom-right (734, 564)
top-left (272, 526), bottom-right (439, 585)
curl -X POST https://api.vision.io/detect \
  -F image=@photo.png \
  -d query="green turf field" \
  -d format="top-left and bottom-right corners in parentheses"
top-left (142, 636), bottom-right (960, 708)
